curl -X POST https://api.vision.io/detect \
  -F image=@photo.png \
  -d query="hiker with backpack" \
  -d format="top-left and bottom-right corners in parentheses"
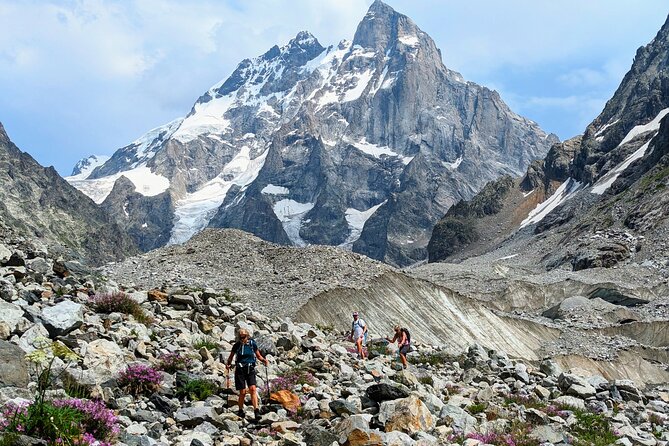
top-left (386, 325), bottom-right (411, 369)
top-left (226, 328), bottom-right (268, 421)
top-left (350, 311), bottom-right (368, 359)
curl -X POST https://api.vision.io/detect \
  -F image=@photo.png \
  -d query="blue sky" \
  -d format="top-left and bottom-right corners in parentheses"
top-left (0, 0), bottom-right (667, 175)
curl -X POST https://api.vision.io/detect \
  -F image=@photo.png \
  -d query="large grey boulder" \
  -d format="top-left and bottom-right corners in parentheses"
top-left (379, 395), bottom-right (434, 434)
top-left (0, 340), bottom-right (29, 387)
top-left (0, 300), bottom-right (24, 333)
top-left (81, 339), bottom-right (127, 384)
top-left (439, 404), bottom-right (477, 434)
top-left (174, 406), bottom-right (222, 428)
top-left (41, 300), bottom-right (84, 336)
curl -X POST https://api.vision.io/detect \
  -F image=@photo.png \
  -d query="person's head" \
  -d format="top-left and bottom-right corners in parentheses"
top-left (394, 325), bottom-right (401, 333)
top-left (352, 311), bottom-right (359, 320)
top-left (238, 328), bottom-right (250, 341)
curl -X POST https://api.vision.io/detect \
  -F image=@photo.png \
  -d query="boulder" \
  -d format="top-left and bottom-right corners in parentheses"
top-left (270, 390), bottom-right (301, 412)
top-left (0, 340), bottom-right (29, 387)
top-left (383, 431), bottom-right (417, 446)
top-left (255, 333), bottom-right (278, 357)
top-left (174, 406), bottom-right (222, 428)
top-left (41, 300), bottom-right (84, 336)
top-left (540, 358), bottom-right (562, 377)
top-left (302, 424), bottom-right (338, 446)
top-left (81, 339), bottom-right (127, 384)
top-left (558, 372), bottom-right (596, 398)
top-left (335, 414), bottom-right (381, 446)
top-left (438, 404), bottom-right (477, 434)
top-left (366, 382), bottom-right (410, 403)
top-left (379, 396), bottom-right (434, 434)
top-left (0, 300), bottom-right (24, 332)
top-left (529, 425), bottom-right (565, 444)
top-left (330, 399), bottom-right (359, 416)
top-left (18, 323), bottom-right (50, 353)
top-left (25, 258), bottom-right (51, 275)
top-left (147, 289), bottom-right (168, 303)
top-left (0, 244), bottom-right (11, 264)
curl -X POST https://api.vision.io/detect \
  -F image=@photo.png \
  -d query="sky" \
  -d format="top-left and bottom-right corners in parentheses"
top-left (0, 1), bottom-right (667, 175)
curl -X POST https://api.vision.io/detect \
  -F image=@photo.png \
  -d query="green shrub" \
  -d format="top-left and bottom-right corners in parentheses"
top-left (570, 409), bottom-right (618, 446)
top-left (408, 351), bottom-right (452, 366)
top-left (176, 378), bottom-right (217, 401)
top-left (467, 403), bottom-right (487, 415)
top-left (192, 337), bottom-right (220, 352)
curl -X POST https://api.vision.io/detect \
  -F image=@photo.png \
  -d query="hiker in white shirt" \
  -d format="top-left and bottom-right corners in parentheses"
top-left (350, 311), bottom-right (368, 359)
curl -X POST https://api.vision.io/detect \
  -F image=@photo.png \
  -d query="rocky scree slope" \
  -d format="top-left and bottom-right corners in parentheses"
top-left (0, 122), bottom-right (137, 265)
top-left (68, 0), bottom-right (556, 267)
top-left (102, 228), bottom-right (669, 387)
top-left (428, 12), bottom-right (669, 274)
top-left (101, 228), bottom-right (392, 318)
top-left (0, 238), bottom-right (667, 445)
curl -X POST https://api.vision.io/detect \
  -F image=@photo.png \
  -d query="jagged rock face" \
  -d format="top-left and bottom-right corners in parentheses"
top-left (429, 13), bottom-right (669, 272)
top-left (100, 177), bottom-right (174, 252)
top-left (68, 1), bottom-right (555, 266)
top-left (572, 14), bottom-right (669, 184)
top-left (0, 123), bottom-right (137, 265)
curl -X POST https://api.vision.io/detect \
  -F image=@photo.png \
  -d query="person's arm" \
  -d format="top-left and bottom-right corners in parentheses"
top-left (386, 332), bottom-right (398, 343)
top-left (253, 342), bottom-right (268, 365)
top-left (400, 331), bottom-right (407, 345)
top-left (362, 321), bottom-right (368, 335)
top-left (255, 349), bottom-right (268, 365)
top-left (226, 343), bottom-right (237, 368)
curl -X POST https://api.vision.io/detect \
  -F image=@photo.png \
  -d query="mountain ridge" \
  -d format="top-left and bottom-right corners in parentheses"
top-left (67, 0), bottom-right (556, 266)
top-left (0, 122), bottom-right (138, 265)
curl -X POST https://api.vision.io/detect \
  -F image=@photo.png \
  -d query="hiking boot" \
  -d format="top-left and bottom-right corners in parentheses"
top-left (237, 408), bottom-right (244, 418)
top-left (254, 409), bottom-right (260, 421)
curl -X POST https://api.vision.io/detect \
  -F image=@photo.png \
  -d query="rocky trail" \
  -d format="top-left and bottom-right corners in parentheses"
top-left (0, 232), bottom-right (668, 445)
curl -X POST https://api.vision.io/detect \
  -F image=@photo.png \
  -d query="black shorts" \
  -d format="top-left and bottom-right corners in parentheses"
top-left (235, 364), bottom-right (257, 390)
top-left (399, 344), bottom-right (411, 355)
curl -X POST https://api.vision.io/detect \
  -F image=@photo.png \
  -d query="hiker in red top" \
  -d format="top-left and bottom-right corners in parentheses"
top-left (386, 325), bottom-right (411, 369)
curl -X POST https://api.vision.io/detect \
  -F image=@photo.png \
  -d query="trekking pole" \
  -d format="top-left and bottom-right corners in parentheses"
top-left (265, 362), bottom-right (270, 401)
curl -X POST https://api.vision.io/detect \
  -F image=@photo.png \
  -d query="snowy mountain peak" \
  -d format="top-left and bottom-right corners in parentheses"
top-left (287, 31), bottom-right (320, 50)
top-left (69, 154), bottom-right (110, 178)
top-left (69, 2), bottom-right (555, 266)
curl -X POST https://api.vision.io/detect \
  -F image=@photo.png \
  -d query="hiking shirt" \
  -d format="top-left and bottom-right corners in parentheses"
top-left (352, 319), bottom-right (366, 341)
top-left (232, 339), bottom-right (258, 365)
top-left (397, 330), bottom-right (409, 347)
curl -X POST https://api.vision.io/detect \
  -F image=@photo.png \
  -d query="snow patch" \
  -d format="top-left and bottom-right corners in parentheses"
top-left (591, 139), bottom-right (654, 195)
top-left (67, 166), bottom-right (170, 204)
top-left (172, 94), bottom-right (235, 143)
top-left (443, 156), bottom-right (463, 170)
top-left (594, 119), bottom-right (619, 140)
top-left (342, 69), bottom-right (375, 103)
top-left (496, 254), bottom-right (518, 261)
top-left (619, 108), bottom-right (669, 147)
top-left (520, 178), bottom-right (582, 228)
top-left (368, 65), bottom-right (389, 97)
top-left (398, 35), bottom-right (420, 47)
top-left (340, 201), bottom-right (387, 248)
top-left (168, 147), bottom-right (268, 244)
top-left (352, 139), bottom-right (413, 165)
top-left (273, 199), bottom-right (315, 247)
top-left (261, 184), bottom-right (290, 195)
top-left (522, 189), bottom-right (535, 198)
